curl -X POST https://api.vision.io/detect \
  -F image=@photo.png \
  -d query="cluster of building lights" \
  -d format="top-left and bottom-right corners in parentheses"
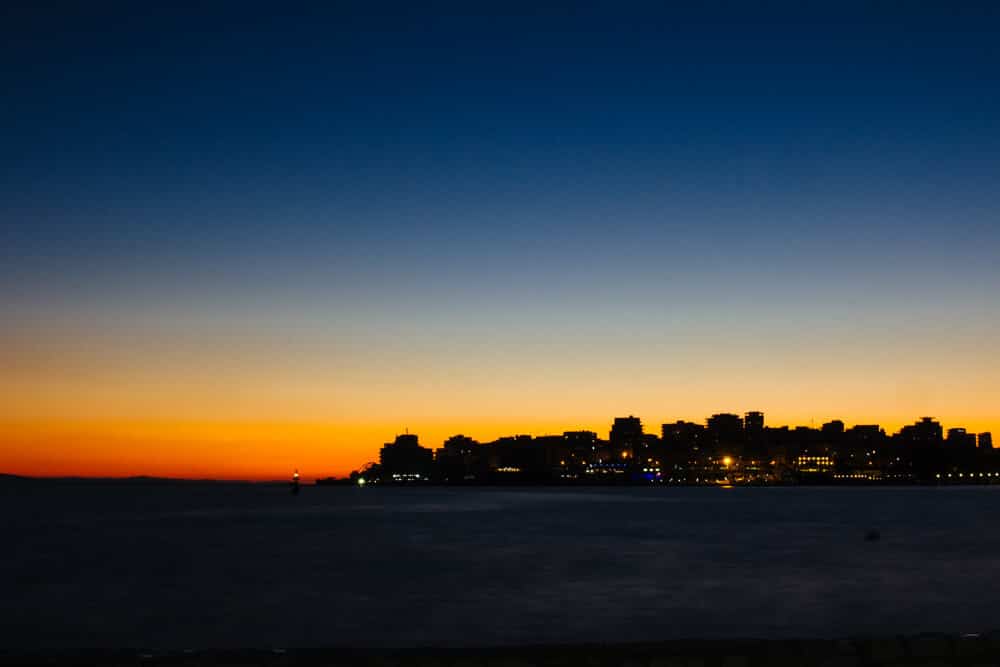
top-left (585, 463), bottom-right (628, 475)
top-left (936, 472), bottom-right (1000, 479)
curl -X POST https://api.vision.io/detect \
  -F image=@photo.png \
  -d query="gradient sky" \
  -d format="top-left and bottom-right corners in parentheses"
top-left (3, 2), bottom-right (999, 479)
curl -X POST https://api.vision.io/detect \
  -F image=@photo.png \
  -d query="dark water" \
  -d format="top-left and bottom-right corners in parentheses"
top-left (2, 482), bottom-right (999, 649)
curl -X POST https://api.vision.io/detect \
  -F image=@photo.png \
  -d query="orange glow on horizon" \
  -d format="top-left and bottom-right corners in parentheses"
top-left (4, 303), bottom-right (999, 480)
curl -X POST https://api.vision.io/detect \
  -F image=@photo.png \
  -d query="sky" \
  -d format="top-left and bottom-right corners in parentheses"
top-left (2, 1), bottom-right (999, 479)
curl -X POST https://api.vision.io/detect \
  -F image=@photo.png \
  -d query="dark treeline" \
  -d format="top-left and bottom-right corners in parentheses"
top-left (317, 414), bottom-right (995, 487)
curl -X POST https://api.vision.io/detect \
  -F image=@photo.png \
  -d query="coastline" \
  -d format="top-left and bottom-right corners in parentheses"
top-left (5, 474), bottom-right (999, 487)
top-left (3, 633), bottom-right (996, 666)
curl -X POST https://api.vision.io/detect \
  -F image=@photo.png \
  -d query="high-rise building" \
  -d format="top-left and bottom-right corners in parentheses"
top-left (611, 416), bottom-right (643, 440)
top-left (979, 432), bottom-right (994, 450)
top-left (380, 433), bottom-right (434, 481)
top-left (563, 431), bottom-right (599, 463)
top-left (438, 434), bottom-right (478, 457)
top-left (899, 418), bottom-right (944, 482)
top-left (661, 421), bottom-right (705, 462)
top-left (898, 417), bottom-right (943, 448)
top-left (486, 434), bottom-right (542, 476)
top-left (947, 428), bottom-right (977, 449)
top-left (435, 434), bottom-right (481, 482)
top-left (610, 416), bottom-right (644, 460)
top-left (742, 411), bottom-right (766, 457)
top-left (744, 411), bottom-right (765, 434)
top-left (662, 420), bottom-right (704, 443)
top-left (707, 413), bottom-right (744, 448)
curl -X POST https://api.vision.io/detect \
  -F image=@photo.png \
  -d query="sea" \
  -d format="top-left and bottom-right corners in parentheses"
top-left (2, 481), bottom-right (999, 649)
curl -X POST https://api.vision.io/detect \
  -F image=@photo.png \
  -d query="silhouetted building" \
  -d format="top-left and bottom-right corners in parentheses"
top-left (744, 411), bottom-right (764, 434)
top-left (822, 420), bottom-right (845, 439)
top-left (765, 425), bottom-right (791, 444)
top-left (898, 418), bottom-right (944, 482)
top-left (486, 435), bottom-right (544, 479)
top-left (661, 420), bottom-right (705, 470)
top-left (980, 433), bottom-right (993, 450)
top-left (845, 424), bottom-right (886, 450)
top-left (743, 411), bottom-right (765, 457)
top-left (947, 428), bottom-right (977, 450)
top-left (435, 434), bottom-right (481, 482)
top-left (790, 426), bottom-right (822, 454)
top-left (610, 416), bottom-right (644, 461)
top-left (899, 417), bottom-right (943, 447)
top-left (563, 430), bottom-right (598, 462)
top-left (707, 413), bottom-right (743, 449)
top-left (380, 433), bottom-right (434, 481)
top-left (556, 431), bottom-right (598, 478)
top-left (535, 435), bottom-right (571, 475)
top-left (662, 421), bottom-right (705, 447)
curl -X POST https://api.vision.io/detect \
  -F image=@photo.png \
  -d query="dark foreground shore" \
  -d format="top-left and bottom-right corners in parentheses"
top-left (5, 634), bottom-right (1000, 667)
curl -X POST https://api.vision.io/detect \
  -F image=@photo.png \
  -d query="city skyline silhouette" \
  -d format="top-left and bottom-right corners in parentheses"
top-left (336, 411), bottom-right (994, 486)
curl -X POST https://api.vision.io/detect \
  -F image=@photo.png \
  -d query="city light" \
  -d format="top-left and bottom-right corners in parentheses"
top-left (353, 415), bottom-right (995, 487)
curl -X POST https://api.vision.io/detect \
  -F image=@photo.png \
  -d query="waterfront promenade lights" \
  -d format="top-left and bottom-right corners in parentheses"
top-left (721, 456), bottom-right (733, 484)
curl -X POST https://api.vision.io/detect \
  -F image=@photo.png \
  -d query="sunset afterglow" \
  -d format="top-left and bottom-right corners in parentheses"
top-left (3, 3), bottom-right (998, 480)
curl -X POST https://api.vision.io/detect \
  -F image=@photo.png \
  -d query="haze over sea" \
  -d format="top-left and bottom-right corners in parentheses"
top-left (4, 481), bottom-right (999, 649)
